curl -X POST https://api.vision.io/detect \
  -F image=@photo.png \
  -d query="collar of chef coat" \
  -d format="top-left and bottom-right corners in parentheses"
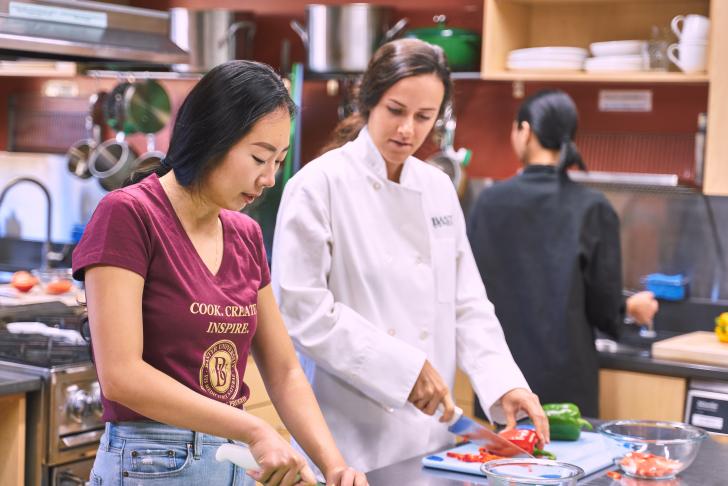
top-left (352, 125), bottom-right (420, 191)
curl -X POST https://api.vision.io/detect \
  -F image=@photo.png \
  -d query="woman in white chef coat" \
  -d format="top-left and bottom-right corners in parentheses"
top-left (271, 39), bottom-right (548, 473)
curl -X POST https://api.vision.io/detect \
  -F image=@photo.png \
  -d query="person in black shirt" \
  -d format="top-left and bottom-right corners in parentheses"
top-left (467, 89), bottom-right (657, 417)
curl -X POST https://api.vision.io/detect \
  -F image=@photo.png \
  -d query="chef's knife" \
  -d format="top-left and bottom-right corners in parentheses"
top-left (215, 443), bottom-right (326, 485)
top-left (439, 405), bottom-right (535, 458)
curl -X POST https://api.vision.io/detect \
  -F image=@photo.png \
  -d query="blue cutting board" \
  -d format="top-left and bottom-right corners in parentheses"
top-left (422, 431), bottom-right (617, 477)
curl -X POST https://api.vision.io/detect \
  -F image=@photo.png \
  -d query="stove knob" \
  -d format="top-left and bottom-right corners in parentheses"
top-left (66, 387), bottom-right (90, 423)
top-left (89, 382), bottom-right (103, 417)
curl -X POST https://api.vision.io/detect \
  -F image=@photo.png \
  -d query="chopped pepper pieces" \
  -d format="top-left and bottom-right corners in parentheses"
top-left (543, 403), bottom-right (593, 441)
top-left (619, 452), bottom-right (683, 478)
top-left (446, 447), bottom-right (506, 463)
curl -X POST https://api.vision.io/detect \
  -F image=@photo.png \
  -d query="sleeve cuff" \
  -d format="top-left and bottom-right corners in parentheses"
top-left (355, 336), bottom-right (428, 410)
top-left (469, 369), bottom-right (530, 425)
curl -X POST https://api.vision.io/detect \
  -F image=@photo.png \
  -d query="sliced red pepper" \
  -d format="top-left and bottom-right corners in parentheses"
top-left (498, 428), bottom-right (538, 454)
top-left (446, 450), bottom-right (506, 463)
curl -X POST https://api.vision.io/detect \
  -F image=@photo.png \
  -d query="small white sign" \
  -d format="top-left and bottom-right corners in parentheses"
top-left (598, 90), bottom-right (652, 112)
top-left (9, 1), bottom-right (108, 29)
top-left (691, 413), bottom-right (724, 430)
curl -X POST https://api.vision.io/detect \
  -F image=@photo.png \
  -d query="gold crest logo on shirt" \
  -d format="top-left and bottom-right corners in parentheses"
top-left (199, 339), bottom-right (240, 401)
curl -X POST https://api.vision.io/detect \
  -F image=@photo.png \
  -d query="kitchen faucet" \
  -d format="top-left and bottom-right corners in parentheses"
top-left (0, 177), bottom-right (62, 271)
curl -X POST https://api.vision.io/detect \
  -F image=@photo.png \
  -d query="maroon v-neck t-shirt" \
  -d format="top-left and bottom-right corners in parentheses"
top-left (73, 174), bottom-right (270, 422)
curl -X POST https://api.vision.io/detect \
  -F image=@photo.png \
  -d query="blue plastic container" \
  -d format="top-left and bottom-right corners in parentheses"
top-left (643, 273), bottom-right (689, 301)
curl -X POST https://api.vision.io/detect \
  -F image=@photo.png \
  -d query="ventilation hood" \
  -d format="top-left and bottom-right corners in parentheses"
top-left (0, 0), bottom-right (188, 65)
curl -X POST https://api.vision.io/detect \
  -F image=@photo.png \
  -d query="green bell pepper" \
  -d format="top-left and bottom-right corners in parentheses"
top-left (543, 403), bottom-right (593, 441)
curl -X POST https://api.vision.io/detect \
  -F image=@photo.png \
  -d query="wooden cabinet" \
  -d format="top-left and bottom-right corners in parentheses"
top-left (702, 0), bottom-right (728, 195)
top-left (245, 357), bottom-right (290, 441)
top-left (599, 369), bottom-right (687, 422)
top-left (454, 368), bottom-right (476, 418)
top-left (0, 394), bottom-right (26, 486)
top-left (481, 0), bottom-right (728, 195)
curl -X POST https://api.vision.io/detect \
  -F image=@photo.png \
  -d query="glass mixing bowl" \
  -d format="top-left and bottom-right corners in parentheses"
top-left (598, 420), bottom-right (708, 479)
top-left (481, 458), bottom-right (584, 485)
top-left (31, 268), bottom-right (74, 295)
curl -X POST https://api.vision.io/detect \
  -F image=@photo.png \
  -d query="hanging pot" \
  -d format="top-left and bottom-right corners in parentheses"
top-left (125, 80), bottom-right (171, 134)
top-left (291, 4), bottom-right (407, 73)
top-left (104, 82), bottom-right (136, 135)
top-left (66, 91), bottom-right (107, 179)
top-left (88, 134), bottom-right (139, 192)
top-left (169, 8), bottom-right (256, 72)
top-left (404, 15), bottom-right (481, 71)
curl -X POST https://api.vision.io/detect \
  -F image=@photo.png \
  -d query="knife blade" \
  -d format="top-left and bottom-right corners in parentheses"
top-left (439, 405), bottom-right (535, 458)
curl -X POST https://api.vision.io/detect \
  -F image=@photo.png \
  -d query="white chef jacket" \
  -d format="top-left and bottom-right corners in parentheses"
top-left (271, 127), bottom-right (529, 473)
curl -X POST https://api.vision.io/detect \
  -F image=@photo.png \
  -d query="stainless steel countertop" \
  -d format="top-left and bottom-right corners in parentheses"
top-left (0, 367), bottom-right (41, 395)
top-left (366, 435), bottom-right (728, 486)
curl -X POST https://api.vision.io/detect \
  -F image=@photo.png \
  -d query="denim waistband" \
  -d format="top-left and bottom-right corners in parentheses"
top-left (105, 421), bottom-right (235, 458)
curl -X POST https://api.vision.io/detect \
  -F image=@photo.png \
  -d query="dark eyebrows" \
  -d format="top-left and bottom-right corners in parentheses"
top-left (253, 141), bottom-right (290, 153)
top-left (386, 99), bottom-right (437, 112)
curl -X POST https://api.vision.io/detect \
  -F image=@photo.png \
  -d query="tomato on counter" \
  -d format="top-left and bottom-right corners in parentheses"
top-left (46, 279), bottom-right (73, 294)
top-left (10, 271), bottom-right (37, 293)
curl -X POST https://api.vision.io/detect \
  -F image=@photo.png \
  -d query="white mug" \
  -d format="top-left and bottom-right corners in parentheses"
top-left (671, 14), bottom-right (710, 41)
top-left (667, 42), bottom-right (708, 73)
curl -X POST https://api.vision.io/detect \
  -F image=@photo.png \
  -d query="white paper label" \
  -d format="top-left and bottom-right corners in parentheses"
top-left (598, 90), bottom-right (652, 112)
top-left (691, 413), bottom-right (724, 430)
top-left (9, 1), bottom-right (108, 28)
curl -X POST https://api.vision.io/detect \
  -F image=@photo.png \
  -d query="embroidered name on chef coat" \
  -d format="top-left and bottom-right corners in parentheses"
top-left (431, 215), bottom-right (454, 228)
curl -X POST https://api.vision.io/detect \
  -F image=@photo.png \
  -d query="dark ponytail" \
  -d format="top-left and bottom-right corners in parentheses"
top-left (126, 156), bottom-right (172, 186)
top-left (516, 89), bottom-right (587, 176)
top-left (320, 38), bottom-right (453, 154)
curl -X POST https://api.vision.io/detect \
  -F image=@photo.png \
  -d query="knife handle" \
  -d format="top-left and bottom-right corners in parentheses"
top-left (215, 443), bottom-right (260, 471)
top-left (216, 444), bottom-right (324, 485)
top-left (437, 403), bottom-right (464, 426)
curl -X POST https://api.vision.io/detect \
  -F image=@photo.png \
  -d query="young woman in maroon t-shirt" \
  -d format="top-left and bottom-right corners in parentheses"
top-left (73, 61), bottom-right (366, 486)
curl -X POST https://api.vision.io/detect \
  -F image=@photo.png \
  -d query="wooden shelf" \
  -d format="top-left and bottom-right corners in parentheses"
top-left (481, 0), bottom-right (728, 196)
top-left (481, 70), bottom-right (709, 83)
top-left (482, 0), bottom-right (710, 76)
top-left (0, 62), bottom-right (76, 78)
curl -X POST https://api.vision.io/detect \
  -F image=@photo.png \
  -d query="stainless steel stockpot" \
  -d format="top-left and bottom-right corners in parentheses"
top-left (291, 4), bottom-right (407, 73)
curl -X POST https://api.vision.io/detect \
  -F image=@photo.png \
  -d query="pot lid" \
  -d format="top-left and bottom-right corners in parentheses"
top-left (405, 15), bottom-right (479, 39)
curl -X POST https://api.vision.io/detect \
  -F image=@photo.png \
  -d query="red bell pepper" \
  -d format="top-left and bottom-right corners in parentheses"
top-left (498, 429), bottom-right (538, 453)
top-left (498, 428), bottom-right (556, 460)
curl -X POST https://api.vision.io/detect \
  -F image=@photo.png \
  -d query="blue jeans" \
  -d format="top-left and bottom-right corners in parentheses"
top-left (90, 421), bottom-right (255, 485)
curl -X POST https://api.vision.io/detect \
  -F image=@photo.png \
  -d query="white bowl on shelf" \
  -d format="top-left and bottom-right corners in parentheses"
top-left (508, 46), bottom-right (589, 58)
top-left (509, 51), bottom-right (586, 64)
top-left (507, 58), bottom-right (585, 71)
top-left (590, 40), bottom-right (647, 57)
top-left (584, 55), bottom-right (646, 72)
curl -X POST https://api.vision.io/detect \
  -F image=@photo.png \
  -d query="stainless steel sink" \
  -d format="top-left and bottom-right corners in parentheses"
top-left (595, 338), bottom-right (651, 358)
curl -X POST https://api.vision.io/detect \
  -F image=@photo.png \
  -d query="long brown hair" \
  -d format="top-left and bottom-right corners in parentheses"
top-left (319, 38), bottom-right (453, 155)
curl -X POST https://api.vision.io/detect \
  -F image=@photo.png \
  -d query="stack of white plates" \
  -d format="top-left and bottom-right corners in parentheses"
top-left (585, 40), bottom-right (647, 73)
top-left (506, 47), bottom-right (588, 71)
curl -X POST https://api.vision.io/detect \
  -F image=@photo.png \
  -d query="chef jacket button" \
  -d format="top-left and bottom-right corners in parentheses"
top-left (419, 330), bottom-right (429, 340)
top-left (387, 328), bottom-right (396, 336)
top-left (373, 181), bottom-right (382, 190)
top-left (415, 255), bottom-right (423, 264)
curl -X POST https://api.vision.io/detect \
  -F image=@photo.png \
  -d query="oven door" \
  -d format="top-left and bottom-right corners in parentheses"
top-left (51, 456), bottom-right (94, 486)
top-left (50, 365), bottom-right (104, 465)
